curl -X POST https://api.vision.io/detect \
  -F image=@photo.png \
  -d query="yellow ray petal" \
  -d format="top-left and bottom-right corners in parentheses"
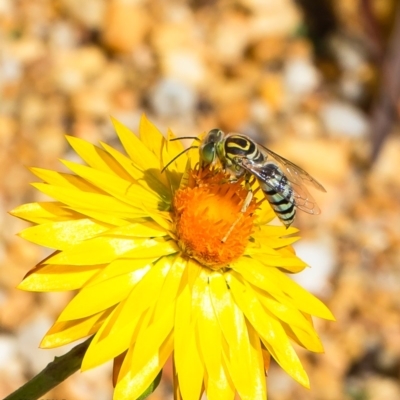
top-left (19, 219), bottom-right (110, 249)
top-left (32, 183), bottom-right (146, 220)
top-left (232, 257), bottom-right (287, 298)
top-left (114, 331), bottom-right (173, 400)
top-left (18, 264), bottom-right (103, 291)
top-left (229, 273), bottom-right (310, 388)
top-left (100, 141), bottom-right (171, 201)
top-left (10, 202), bottom-right (81, 224)
top-left (255, 225), bottom-right (299, 237)
top-left (208, 273), bottom-right (256, 399)
top-left (205, 354), bottom-right (235, 400)
top-left (282, 322), bottom-right (324, 353)
top-left (162, 129), bottom-right (186, 193)
top-left (252, 235), bottom-right (301, 249)
top-left (65, 135), bottom-right (134, 182)
top-left (60, 160), bottom-right (162, 210)
top-left (253, 286), bottom-right (320, 337)
top-left (57, 267), bottom-right (150, 321)
top-left (99, 221), bottom-right (168, 238)
top-left (129, 302), bottom-right (174, 377)
top-left (63, 206), bottom-right (128, 226)
top-left (246, 322), bottom-right (267, 399)
top-left (40, 308), bottom-right (113, 348)
top-left (265, 267), bottom-right (335, 321)
top-left (44, 237), bottom-right (177, 265)
top-left (82, 256), bottom-right (172, 370)
top-left (151, 256), bottom-right (186, 322)
top-left (30, 168), bottom-right (102, 193)
top-left (81, 302), bottom-right (149, 371)
top-left (111, 117), bottom-right (169, 186)
top-left (193, 274), bottom-right (222, 395)
top-left (174, 286), bottom-right (204, 400)
top-left (140, 205), bottom-right (173, 231)
top-left (139, 114), bottom-right (165, 158)
top-left (85, 258), bottom-right (156, 286)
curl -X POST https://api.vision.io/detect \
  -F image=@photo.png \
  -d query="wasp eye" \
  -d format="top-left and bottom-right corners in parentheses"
top-left (206, 128), bottom-right (224, 143)
top-left (200, 142), bottom-right (216, 164)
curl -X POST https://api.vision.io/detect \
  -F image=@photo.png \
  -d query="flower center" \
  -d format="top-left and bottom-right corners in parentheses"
top-left (173, 168), bottom-right (257, 270)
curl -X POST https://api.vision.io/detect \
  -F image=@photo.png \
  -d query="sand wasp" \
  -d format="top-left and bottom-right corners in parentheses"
top-left (164, 129), bottom-right (325, 227)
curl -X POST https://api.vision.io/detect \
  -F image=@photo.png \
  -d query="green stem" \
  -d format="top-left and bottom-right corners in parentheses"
top-left (4, 336), bottom-right (93, 400)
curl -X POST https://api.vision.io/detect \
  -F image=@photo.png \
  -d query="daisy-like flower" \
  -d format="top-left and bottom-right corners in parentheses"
top-left (12, 115), bottom-right (334, 400)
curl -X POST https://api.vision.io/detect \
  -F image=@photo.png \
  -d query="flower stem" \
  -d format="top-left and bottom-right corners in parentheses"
top-left (4, 336), bottom-right (93, 400)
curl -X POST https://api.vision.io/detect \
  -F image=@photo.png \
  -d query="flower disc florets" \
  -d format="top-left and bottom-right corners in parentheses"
top-left (173, 167), bottom-right (258, 269)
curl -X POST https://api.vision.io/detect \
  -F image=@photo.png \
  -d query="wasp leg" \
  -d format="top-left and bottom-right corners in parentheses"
top-left (222, 175), bottom-right (253, 243)
top-left (240, 175), bottom-right (253, 213)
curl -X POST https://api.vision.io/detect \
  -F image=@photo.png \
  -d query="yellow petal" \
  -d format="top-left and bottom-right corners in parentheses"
top-left (63, 206), bottom-right (128, 227)
top-left (82, 257), bottom-right (172, 370)
top-left (129, 302), bottom-right (174, 377)
top-left (139, 114), bottom-right (165, 158)
top-left (32, 183), bottom-right (146, 219)
top-left (111, 117), bottom-right (169, 187)
top-left (229, 273), bottom-right (310, 388)
top-left (45, 237), bottom-right (177, 265)
top-left (57, 267), bottom-right (150, 321)
top-left (19, 219), bottom-right (110, 249)
top-left (82, 301), bottom-right (149, 371)
top-left (10, 202), bottom-right (81, 224)
top-left (208, 273), bottom-right (259, 399)
top-left (85, 258), bottom-right (156, 286)
top-left (174, 286), bottom-right (204, 400)
top-left (162, 129), bottom-right (186, 193)
top-left (114, 331), bottom-right (173, 400)
top-left (246, 322), bottom-right (267, 399)
top-left (232, 257), bottom-right (287, 299)
top-left (253, 287), bottom-right (324, 352)
top-left (266, 267), bottom-right (335, 321)
top-left (151, 256), bottom-right (186, 322)
top-left (254, 287), bottom-right (320, 338)
top-left (101, 141), bottom-right (171, 201)
top-left (282, 322), bottom-right (324, 353)
top-left (61, 160), bottom-right (162, 210)
top-left (193, 274), bottom-right (223, 396)
top-left (65, 135), bottom-right (134, 182)
top-left (18, 264), bottom-right (102, 291)
top-left (40, 308), bottom-right (113, 348)
top-left (30, 168), bottom-right (101, 192)
top-left (140, 205), bottom-right (173, 232)
top-left (101, 221), bottom-right (168, 238)
top-left (205, 356), bottom-right (235, 400)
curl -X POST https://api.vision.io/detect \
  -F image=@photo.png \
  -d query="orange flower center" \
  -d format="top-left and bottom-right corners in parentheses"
top-left (173, 168), bottom-right (257, 270)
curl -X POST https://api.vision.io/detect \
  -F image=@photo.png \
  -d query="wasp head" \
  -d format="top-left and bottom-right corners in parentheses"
top-left (200, 128), bottom-right (224, 165)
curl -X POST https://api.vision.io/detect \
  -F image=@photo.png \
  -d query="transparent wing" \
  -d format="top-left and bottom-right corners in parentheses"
top-left (258, 144), bottom-right (326, 192)
top-left (237, 155), bottom-right (323, 215)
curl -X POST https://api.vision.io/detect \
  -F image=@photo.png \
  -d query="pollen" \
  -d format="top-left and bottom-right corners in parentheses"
top-left (173, 168), bottom-right (258, 269)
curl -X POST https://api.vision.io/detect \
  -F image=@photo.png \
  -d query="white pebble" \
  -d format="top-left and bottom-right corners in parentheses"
top-left (284, 57), bottom-right (320, 97)
top-left (321, 101), bottom-right (369, 138)
top-left (291, 238), bottom-right (336, 297)
top-left (150, 78), bottom-right (197, 118)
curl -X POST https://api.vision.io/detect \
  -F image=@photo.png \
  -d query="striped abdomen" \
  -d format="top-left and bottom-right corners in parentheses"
top-left (258, 163), bottom-right (296, 228)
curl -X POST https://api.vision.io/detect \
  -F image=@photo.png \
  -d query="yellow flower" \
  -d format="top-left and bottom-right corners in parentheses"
top-left (12, 115), bottom-right (334, 400)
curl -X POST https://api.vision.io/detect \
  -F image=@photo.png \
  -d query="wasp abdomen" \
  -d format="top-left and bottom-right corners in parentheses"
top-left (258, 163), bottom-right (296, 227)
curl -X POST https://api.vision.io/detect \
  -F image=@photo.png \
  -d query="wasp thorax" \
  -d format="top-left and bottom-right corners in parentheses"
top-left (172, 167), bottom-right (257, 269)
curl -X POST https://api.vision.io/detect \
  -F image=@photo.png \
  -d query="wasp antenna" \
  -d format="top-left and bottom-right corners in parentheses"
top-left (169, 136), bottom-right (201, 142)
top-left (161, 146), bottom-right (199, 173)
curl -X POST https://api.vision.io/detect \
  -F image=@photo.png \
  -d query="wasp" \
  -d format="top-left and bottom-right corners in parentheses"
top-left (164, 129), bottom-right (326, 228)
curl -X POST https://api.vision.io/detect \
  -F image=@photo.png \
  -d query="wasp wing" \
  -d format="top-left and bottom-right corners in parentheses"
top-left (237, 156), bottom-right (322, 215)
top-left (258, 145), bottom-right (326, 192)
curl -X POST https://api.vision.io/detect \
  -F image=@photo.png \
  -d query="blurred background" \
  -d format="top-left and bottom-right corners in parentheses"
top-left (1, 0), bottom-right (400, 399)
